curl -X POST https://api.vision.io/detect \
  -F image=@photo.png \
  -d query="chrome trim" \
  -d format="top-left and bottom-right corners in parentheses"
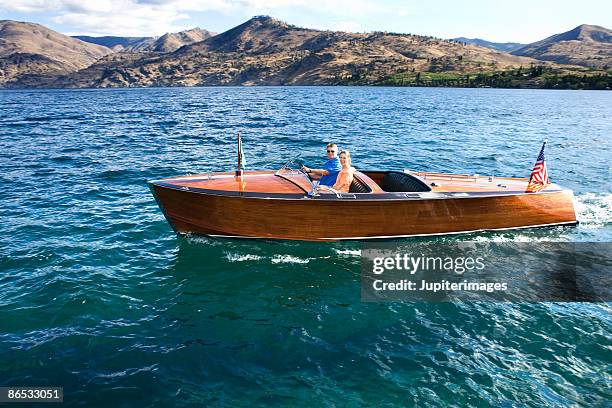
top-left (148, 180), bottom-right (570, 201)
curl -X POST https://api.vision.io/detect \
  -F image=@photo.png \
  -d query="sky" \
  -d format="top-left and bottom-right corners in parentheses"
top-left (1, 0), bottom-right (611, 43)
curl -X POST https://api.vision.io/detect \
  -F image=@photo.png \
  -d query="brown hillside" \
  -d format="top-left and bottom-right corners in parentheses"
top-left (512, 24), bottom-right (612, 68)
top-left (123, 28), bottom-right (215, 53)
top-left (20, 16), bottom-right (536, 88)
top-left (0, 20), bottom-right (111, 84)
top-left (151, 28), bottom-right (215, 52)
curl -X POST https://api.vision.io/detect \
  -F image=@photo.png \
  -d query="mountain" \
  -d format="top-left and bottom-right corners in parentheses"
top-left (0, 20), bottom-right (111, 84)
top-left (26, 15), bottom-right (534, 88)
top-left (192, 16), bottom-right (314, 53)
top-left (74, 28), bottom-right (215, 53)
top-left (72, 35), bottom-right (151, 51)
top-left (512, 24), bottom-right (612, 68)
top-left (147, 28), bottom-right (215, 52)
top-left (3, 17), bottom-right (610, 89)
top-left (453, 37), bottom-right (525, 53)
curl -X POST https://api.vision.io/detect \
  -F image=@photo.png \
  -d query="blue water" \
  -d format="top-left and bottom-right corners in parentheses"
top-left (0, 87), bottom-right (610, 407)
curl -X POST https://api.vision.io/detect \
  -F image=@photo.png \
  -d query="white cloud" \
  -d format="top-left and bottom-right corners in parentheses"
top-left (326, 20), bottom-right (363, 33)
top-left (3, 0), bottom-right (609, 41)
top-left (2, 0), bottom-right (59, 13)
top-left (2, 0), bottom-right (226, 35)
top-left (52, 10), bottom-right (191, 37)
top-left (1, 0), bottom-right (413, 36)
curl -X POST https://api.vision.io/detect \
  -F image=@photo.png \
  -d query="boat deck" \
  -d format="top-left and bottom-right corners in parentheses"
top-left (152, 170), bottom-right (562, 195)
top-left (414, 172), bottom-right (533, 193)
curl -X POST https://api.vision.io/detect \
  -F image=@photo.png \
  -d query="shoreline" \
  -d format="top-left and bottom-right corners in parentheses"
top-left (1, 84), bottom-right (611, 91)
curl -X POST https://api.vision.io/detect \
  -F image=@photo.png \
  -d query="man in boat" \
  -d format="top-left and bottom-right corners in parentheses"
top-left (301, 143), bottom-right (342, 187)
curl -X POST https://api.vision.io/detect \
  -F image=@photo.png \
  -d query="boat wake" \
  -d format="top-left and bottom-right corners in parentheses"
top-left (271, 255), bottom-right (312, 264)
top-left (224, 252), bottom-right (264, 262)
top-left (223, 251), bottom-right (324, 264)
top-left (575, 192), bottom-right (612, 228)
top-left (333, 249), bottom-right (362, 257)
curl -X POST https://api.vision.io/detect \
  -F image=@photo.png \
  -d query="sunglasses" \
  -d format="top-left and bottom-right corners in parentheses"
top-left (327, 150), bottom-right (337, 153)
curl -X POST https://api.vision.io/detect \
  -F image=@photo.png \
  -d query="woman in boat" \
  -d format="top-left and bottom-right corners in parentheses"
top-left (317, 150), bottom-right (355, 193)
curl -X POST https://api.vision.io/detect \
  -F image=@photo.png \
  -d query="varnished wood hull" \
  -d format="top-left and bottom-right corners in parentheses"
top-left (150, 184), bottom-right (577, 241)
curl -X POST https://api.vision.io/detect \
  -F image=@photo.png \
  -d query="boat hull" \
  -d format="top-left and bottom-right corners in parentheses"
top-left (150, 184), bottom-right (577, 241)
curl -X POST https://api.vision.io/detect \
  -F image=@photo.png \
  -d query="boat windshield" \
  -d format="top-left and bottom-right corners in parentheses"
top-left (276, 157), bottom-right (308, 177)
top-left (278, 157), bottom-right (304, 171)
top-left (275, 158), bottom-right (316, 192)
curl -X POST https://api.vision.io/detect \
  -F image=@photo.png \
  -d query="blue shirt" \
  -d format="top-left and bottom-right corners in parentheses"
top-left (318, 158), bottom-right (342, 187)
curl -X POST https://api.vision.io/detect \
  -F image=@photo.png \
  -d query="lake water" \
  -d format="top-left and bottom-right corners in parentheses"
top-left (0, 87), bottom-right (610, 406)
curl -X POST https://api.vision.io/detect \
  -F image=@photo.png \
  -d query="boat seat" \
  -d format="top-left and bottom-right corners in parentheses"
top-left (349, 175), bottom-right (371, 193)
top-left (381, 171), bottom-right (431, 192)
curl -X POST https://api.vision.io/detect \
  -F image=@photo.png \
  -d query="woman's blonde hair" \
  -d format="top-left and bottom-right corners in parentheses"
top-left (339, 150), bottom-right (351, 166)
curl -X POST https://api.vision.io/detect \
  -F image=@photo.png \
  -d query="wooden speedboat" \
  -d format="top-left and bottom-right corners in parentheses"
top-left (149, 164), bottom-right (577, 241)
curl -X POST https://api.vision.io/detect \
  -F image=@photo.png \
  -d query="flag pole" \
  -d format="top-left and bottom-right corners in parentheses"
top-left (526, 138), bottom-right (551, 193)
top-left (528, 139), bottom-right (547, 185)
top-left (236, 131), bottom-right (242, 177)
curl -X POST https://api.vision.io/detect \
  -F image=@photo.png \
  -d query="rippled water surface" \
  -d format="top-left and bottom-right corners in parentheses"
top-left (1, 87), bottom-right (610, 407)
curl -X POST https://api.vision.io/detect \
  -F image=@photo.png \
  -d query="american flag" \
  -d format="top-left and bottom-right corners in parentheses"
top-left (526, 140), bottom-right (551, 193)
